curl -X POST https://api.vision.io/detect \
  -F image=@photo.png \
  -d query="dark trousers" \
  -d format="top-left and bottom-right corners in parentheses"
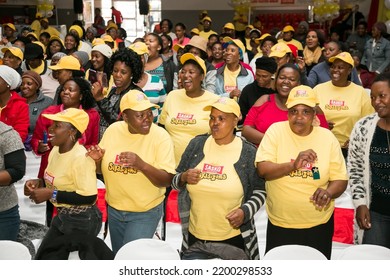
top-left (265, 213), bottom-right (334, 259)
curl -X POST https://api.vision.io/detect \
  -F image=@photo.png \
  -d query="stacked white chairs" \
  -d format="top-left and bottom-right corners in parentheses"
top-left (0, 240), bottom-right (32, 260)
top-left (262, 245), bottom-right (328, 260)
top-left (336, 244), bottom-right (390, 260)
top-left (114, 238), bottom-right (181, 260)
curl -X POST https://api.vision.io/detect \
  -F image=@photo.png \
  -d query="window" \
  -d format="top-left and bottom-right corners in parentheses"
top-left (101, 0), bottom-right (161, 42)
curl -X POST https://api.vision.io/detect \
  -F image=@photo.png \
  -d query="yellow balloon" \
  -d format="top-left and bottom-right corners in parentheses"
top-left (386, 10), bottom-right (390, 20)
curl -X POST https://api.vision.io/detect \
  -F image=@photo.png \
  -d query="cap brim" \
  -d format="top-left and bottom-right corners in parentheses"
top-left (122, 103), bottom-right (160, 113)
top-left (286, 101), bottom-right (316, 109)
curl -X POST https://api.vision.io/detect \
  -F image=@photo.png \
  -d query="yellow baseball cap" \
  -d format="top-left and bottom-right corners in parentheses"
top-left (92, 38), bottom-right (105, 47)
top-left (286, 85), bottom-right (319, 109)
top-left (26, 32), bottom-right (38, 41)
top-left (3, 23), bottom-right (16, 31)
top-left (180, 53), bottom-right (206, 74)
top-left (246, 25), bottom-right (254, 30)
top-left (1, 46), bottom-right (23, 60)
top-left (328, 52), bottom-right (354, 68)
top-left (204, 97), bottom-right (241, 118)
top-left (269, 42), bottom-right (291, 58)
top-left (101, 34), bottom-right (114, 43)
top-left (283, 25), bottom-right (295, 33)
top-left (43, 108), bottom-right (89, 134)
top-left (48, 55), bottom-right (81, 71)
top-left (223, 36), bottom-right (246, 55)
top-left (48, 35), bottom-right (64, 47)
top-left (106, 22), bottom-right (118, 31)
top-left (173, 44), bottom-right (185, 53)
top-left (40, 18), bottom-right (49, 23)
top-left (120, 90), bottom-right (160, 113)
top-left (223, 22), bottom-right (235, 30)
top-left (202, 16), bottom-right (212, 23)
top-left (129, 42), bottom-right (149, 55)
top-left (190, 28), bottom-right (200, 35)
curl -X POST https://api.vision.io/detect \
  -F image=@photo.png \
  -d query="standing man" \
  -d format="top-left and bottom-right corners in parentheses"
top-left (111, 6), bottom-right (123, 28)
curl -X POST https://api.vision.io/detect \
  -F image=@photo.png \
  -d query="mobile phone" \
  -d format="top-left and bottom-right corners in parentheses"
top-left (88, 69), bottom-right (98, 85)
top-left (101, 73), bottom-right (108, 88)
top-left (298, 50), bottom-right (304, 57)
top-left (43, 131), bottom-right (48, 144)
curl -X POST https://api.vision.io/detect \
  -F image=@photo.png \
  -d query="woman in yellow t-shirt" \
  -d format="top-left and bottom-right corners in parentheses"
top-left (24, 108), bottom-right (102, 259)
top-left (172, 98), bottom-right (266, 260)
top-left (256, 85), bottom-right (348, 259)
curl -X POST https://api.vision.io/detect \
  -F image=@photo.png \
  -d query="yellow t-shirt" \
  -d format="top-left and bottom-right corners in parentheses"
top-left (41, 26), bottom-right (61, 38)
top-left (99, 122), bottom-right (176, 212)
top-left (188, 137), bottom-right (243, 240)
top-left (44, 143), bottom-right (97, 208)
top-left (199, 30), bottom-right (218, 40)
top-left (314, 81), bottom-right (374, 146)
top-left (223, 66), bottom-right (240, 94)
top-left (278, 38), bottom-right (303, 50)
top-left (159, 89), bottom-right (219, 165)
top-left (255, 121), bottom-right (347, 228)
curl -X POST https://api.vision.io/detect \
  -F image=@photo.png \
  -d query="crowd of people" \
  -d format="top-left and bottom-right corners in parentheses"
top-left (0, 7), bottom-right (389, 260)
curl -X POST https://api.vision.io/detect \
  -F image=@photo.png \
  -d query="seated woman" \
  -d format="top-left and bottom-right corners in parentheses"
top-left (172, 97), bottom-right (266, 259)
top-left (25, 108), bottom-right (102, 259)
top-left (256, 85), bottom-right (348, 259)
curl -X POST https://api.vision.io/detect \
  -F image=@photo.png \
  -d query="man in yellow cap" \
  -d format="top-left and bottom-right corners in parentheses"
top-left (233, 11), bottom-right (248, 42)
top-left (2, 23), bottom-right (17, 44)
top-left (199, 16), bottom-right (217, 40)
top-left (223, 23), bottom-right (236, 39)
top-left (278, 25), bottom-right (303, 51)
top-left (31, 13), bottom-right (43, 37)
top-left (40, 18), bottom-right (60, 38)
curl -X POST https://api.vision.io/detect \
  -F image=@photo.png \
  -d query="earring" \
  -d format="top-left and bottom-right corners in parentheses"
top-left (70, 134), bottom-right (76, 143)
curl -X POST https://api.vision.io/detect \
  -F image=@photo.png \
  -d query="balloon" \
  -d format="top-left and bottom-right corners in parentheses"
top-left (324, 13), bottom-right (333, 21)
top-left (385, 0), bottom-right (390, 10)
top-left (46, 10), bottom-right (53, 18)
top-left (386, 10), bottom-right (390, 20)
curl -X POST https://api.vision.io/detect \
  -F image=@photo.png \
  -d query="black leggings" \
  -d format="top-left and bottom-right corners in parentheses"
top-left (265, 213), bottom-right (334, 259)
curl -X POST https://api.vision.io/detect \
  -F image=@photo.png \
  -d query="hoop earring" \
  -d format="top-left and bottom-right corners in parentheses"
top-left (70, 134), bottom-right (76, 143)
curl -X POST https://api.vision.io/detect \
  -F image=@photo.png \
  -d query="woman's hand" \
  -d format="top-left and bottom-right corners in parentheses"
top-left (91, 81), bottom-right (104, 101)
top-left (24, 179), bottom-right (43, 196)
top-left (38, 141), bottom-right (50, 153)
top-left (310, 188), bottom-right (331, 209)
top-left (226, 208), bottom-right (245, 228)
top-left (229, 89), bottom-right (241, 100)
top-left (29, 188), bottom-right (52, 204)
top-left (356, 205), bottom-right (371, 230)
top-left (86, 145), bottom-right (105, 162)
top-left (181, 169), bottom-right (201, 185)
top-left (118, 151), bottom-right (145, 170)
top-left (293, 149), bottom-right (317, 170)
top-left (328, 121), bottom-right (335, 130)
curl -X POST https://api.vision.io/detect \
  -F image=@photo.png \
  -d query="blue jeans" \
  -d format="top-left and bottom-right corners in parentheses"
top-left (363, 210), bottom-right (390, 249)
top-left (36, 205), bottom-right (102, 259)
top-left (108, 203), bottom-right (163, 254)
top-left (0, 205), bottom-right (20, 241)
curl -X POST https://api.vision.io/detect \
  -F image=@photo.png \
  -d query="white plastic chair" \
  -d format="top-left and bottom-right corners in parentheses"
top-left (336, 244), bottom-right (390, 260)
top-left (114, 238), bottom-right (180, 260)
top-left (262, 245), bottom-right (327, 260)
top-left (0, 240), bottom-right (32, 260)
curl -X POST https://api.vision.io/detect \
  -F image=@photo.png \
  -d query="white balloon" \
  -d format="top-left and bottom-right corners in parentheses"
top-left (46, 10), bottom-right (53, 18)
top-left (385, 0), bottom-right (390, 9)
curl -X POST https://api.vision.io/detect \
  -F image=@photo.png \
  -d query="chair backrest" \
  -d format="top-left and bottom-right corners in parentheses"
top-left (114, 238), bottom-right (180, 260)
top-left (262, 245), bottom-right (327, 260)
top-left (336, 244), bottom-right (390, 260)
top-left (0, 240), bottom-right (32, 260)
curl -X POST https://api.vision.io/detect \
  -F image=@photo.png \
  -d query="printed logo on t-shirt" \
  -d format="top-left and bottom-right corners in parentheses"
top-left (44, 171), bottom-right (55, 187)
top-left (224, 86), bottom-right (237, 93)
top-left (325, 99), bottom-right (349, 111)
top-left (199, 163), bottom-right (227, 181)
top-left (107, 154), bottom-right (138, 174)
top-left (170, 113), bottom-right (197, 125)
top-left (288, 159), bottom-right (314, 179)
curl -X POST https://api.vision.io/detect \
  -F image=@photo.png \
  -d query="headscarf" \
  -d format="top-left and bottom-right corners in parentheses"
top-left (0, 65), bottom-right (22, 90)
